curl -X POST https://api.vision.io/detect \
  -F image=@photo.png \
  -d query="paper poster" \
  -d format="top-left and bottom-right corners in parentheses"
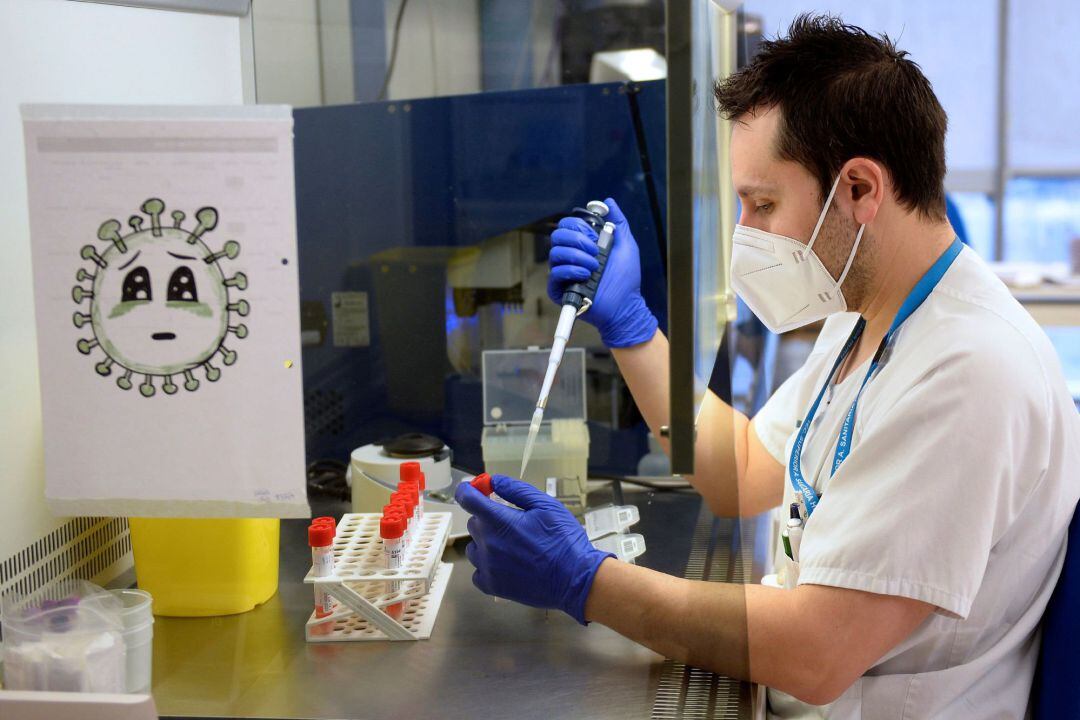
top-left (23, 104), bottom-right (308, 518)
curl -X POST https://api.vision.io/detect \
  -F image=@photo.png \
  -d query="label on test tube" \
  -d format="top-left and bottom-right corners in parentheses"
top-left (381, 514), bottom-right (405, 619)
top-left (308, 524), bottom-right (335, 617)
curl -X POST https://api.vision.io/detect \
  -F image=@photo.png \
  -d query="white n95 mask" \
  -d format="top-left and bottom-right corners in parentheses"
top-left (731, 175), bottom-right (865, 334)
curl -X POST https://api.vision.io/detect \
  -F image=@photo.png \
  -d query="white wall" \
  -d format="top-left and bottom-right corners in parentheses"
top-left (385, 0), bottom-right (481, 100)
top-left (0, 0), bottom-right (244, 562)
top-left (251, 0), bottom-right (324, 107)
top-left (319, 0), bottom-right (358, 105)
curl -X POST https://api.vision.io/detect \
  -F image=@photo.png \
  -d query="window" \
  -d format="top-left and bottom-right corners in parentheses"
top-left (744, 0), bottom-right (1080, 263)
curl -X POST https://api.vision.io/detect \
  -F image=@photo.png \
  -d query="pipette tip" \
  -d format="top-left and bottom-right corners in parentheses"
top-left (519, 408), bottom-right (544, 479)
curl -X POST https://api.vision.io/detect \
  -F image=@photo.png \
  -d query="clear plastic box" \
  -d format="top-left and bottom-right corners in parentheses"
top-left (480, 347), bottom-right (586, 425)
top-left (480, 349), bottom-right (589, 503)
top-left (1, 580), bottom-right (125, 693)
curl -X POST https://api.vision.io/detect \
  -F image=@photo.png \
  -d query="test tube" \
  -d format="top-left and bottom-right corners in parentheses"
top-left (400, 462), bottom-right (426, 514)
top-left (389, 492), bottom-right (411, 545)
top-left (308, 523), bottom-right (335, 622)
top-left (381, 514), bottom-right (405, 620)
top-left (385, 500), bottom-right (409, 547)
top-left (311, 516), bottom-right (336, 532)
top-left (471, 473), bottom-right (493, 496)
top-left (401, 491), bottom-right (418, 542)
top-left (401, 479), bottom-right (422, 521)
top-left (400, 461), bottom-right (421, 483)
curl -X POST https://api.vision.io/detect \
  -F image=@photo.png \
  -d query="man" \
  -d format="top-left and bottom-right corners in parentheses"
top-left (457, 15), bottom-right (1080, 717)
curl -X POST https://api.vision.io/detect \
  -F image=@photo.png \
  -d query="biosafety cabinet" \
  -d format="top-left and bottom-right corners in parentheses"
top-left (292, 80), bottom-right (675, 480)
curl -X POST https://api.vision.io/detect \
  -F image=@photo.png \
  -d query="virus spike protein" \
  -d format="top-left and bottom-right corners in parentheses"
top-left (75, 199), bottom-right (249, 398)
top-left (141, 198), bottom-right (165, 237)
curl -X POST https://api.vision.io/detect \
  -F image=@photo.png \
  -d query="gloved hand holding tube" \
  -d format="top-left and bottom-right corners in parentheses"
top-left (455, 474), bottom-right (613, 625)
top-left (548, 197), bottom-right (658, 348)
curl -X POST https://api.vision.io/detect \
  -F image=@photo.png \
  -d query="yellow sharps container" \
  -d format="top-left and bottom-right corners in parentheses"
top-left (129, 518), bottom-right (279, 616)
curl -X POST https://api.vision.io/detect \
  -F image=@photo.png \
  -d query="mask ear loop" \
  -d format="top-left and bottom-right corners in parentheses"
top-left (834, 223), bottom-right (866, 288)
top-left (805, 174), bottom-right (844, 253)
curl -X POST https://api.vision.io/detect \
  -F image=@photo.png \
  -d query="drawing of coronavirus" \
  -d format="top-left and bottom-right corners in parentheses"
top-left (72, 198), bottom-right (249, 396)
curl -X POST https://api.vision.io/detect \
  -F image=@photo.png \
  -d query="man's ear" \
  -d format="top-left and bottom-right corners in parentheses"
top-left (838, 158), bottom-right (885, 225)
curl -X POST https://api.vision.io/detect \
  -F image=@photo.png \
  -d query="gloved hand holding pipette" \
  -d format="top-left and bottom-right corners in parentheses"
top-left (548, 197), bottom-right (658, 349)
top-left (455, 475), bottom-right (613, 625)
top-left (521, 198), bottom-right (661, 478)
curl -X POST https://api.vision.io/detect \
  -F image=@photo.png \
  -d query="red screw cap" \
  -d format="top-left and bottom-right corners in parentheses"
top-left (308, 523), bottom-right (334, 547)
top-left (380, 514), bottom-right (405, 540)
top-left (471, 473), bottom-right (493, 497)
top-left (400, 461), bottom-right (427, 491)
top-left (311, 516), bottom-right (336, 530)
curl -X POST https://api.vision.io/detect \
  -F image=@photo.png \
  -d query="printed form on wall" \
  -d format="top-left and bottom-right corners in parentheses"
top-left (23, 104), bottom-right (308, 518)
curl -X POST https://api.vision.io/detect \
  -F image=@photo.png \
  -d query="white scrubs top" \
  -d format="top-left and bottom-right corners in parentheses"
top-left (753, 247), bottom-right (1080, 719)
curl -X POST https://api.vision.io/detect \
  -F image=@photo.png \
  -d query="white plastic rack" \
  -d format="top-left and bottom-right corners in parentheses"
top-left (303, 512), bottom-right (453, 642)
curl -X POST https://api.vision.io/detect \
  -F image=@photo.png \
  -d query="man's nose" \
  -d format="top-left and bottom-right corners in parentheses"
top-left (737, 210), bottom-right (766, 231)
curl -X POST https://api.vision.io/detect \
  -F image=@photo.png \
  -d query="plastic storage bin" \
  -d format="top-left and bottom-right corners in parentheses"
top-left (129, 518), bottom-right (279, 616)
top-left (1, 580), bottom-right (125, 692)
top-left (110, 589), bottom-right (154, 693)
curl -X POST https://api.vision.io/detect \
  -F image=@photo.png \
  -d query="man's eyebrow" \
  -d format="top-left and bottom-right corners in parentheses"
top-left (736, 184), bottom-right (777, 196)
top-left (118, 250), bottom-right (142, 270)
top-left (167, 251), bottom-right (196, 260)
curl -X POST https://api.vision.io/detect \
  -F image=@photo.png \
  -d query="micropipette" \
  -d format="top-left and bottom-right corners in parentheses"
top-left (521, 200), bottom-right (616, 479)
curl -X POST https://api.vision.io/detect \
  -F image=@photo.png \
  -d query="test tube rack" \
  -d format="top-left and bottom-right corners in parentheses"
top-left (303, 512), bottom-right (453, 642)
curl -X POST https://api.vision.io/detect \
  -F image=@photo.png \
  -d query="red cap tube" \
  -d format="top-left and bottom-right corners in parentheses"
top-left (311, 516), bottom-right (336, 530)
top-left (380, 514), bottom-right (405, 540)
top-left (400, 461), bottom-right (421, 482)
top-left (308, 523), bottom-right (334, 548)
top-left (471, 473), bottom-right (493, 496)
top-left (400, 461), bottom-right (427, 491)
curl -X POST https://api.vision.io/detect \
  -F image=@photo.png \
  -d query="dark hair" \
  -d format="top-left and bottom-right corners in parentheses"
top-left (714, 14), bottom-right (948, 220)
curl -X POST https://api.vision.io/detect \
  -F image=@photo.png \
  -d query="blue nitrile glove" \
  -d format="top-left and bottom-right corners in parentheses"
top-left (547, 197), bottom-right (659, 348)
top-left (455, 474), bottom-right (613, 625)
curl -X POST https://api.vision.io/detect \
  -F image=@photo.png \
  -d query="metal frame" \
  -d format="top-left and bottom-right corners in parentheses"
top-left (72, 0), bottom-right (250, 14)
top-left (666, 0), bottom-right (695, 475)
top-left (980, 0), bottom-right (1080, 260)
top-left (239, 2), bottom-right (257, 103)
top-left (992, 0), bottom-right (1010, 261)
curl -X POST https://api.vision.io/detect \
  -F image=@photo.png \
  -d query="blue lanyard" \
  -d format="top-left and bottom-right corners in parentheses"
top-left (788, 238), bottom-right (963, 517)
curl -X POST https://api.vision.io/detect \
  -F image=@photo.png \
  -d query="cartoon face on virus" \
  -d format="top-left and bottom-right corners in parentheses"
top-left (72, 198), bottom-right (249, 396)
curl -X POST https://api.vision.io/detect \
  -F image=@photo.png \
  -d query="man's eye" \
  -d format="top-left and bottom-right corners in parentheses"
top-left (756, 203), bottom-right (774, 214)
